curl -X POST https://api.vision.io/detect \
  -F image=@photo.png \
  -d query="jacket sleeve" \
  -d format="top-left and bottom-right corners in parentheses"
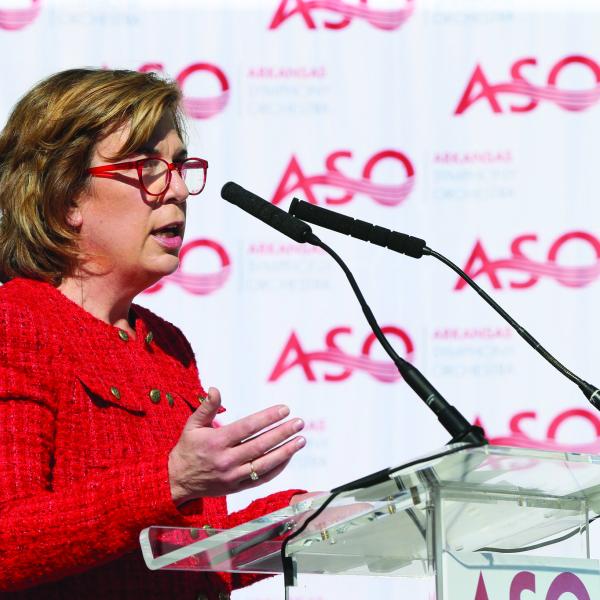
top-left (0, 309), bottom-right (187, 591)
top-left (0, 303), bottom-right (306, 593)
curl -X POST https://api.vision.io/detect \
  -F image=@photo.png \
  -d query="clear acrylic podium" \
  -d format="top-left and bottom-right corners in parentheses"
top-left (140, 445), bottom-right (600, 598)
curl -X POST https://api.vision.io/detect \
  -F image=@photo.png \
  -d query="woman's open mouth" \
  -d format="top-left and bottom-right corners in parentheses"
top-left (151, 222), bottom-right (184, 250)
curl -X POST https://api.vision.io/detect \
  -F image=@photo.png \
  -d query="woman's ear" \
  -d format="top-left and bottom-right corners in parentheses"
top-left (66, 203), bottom-right (83, 229)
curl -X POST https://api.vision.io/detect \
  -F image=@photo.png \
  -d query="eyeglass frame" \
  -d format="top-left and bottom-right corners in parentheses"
top-left (87, 156), bottom-right (209, 197)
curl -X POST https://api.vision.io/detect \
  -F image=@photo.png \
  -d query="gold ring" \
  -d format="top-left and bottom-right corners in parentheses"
top-left (249, 461), bottom-right (259, 481)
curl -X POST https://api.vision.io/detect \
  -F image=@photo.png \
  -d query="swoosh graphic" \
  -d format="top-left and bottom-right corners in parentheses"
top-left (488, 432), bottom-right (600, 454)
top-left (325, 172), bottom-right (415, 206)
top-left (301, 348), bottom-right (413, 382)
top-left (297, 172), bottom-right (414, 206)
top-left (303, 0), bottom-right (415, 30)
top-left (482, 257), bottom-right (600, 287)
top-left (144, 265), bottom-right (231, 295)
top-left (493, 80), bottom-right (600, 111)
top-left (0, 0), bottom-right (41, 31)
top-left (183, 90), bottom-right (230, 119)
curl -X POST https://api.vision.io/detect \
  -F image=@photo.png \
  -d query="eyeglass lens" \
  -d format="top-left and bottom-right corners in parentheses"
top-left (141, 159), bottom-right (206, 195)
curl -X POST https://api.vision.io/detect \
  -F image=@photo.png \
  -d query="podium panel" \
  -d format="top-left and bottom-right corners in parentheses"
top-left (140, 445), bottom-right (600, 596)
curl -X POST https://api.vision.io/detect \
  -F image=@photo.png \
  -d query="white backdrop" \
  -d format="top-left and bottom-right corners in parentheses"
top-left (2, 1), bottom-right (600, 598)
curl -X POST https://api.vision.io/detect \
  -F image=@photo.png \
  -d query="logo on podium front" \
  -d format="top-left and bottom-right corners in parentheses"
top-left (444, 552), bottom-right (599, 600)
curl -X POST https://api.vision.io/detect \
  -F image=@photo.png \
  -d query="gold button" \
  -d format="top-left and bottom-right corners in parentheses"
top-left (166, 392), bottom-right (174, 407)
top-left (118, 330), bottom-right (129, 342)
top-left (110, 386), bottom-right (121, 400)
top-left (149, 389), bottom-right (161, 404)
top-left (145, 331), bottom-right (154, 344)
top-left (198, 394), bottom-right (207, 403)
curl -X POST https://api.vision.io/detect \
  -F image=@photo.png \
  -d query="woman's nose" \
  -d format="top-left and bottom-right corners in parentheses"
top-left (164, 168), bottom-right (189, 204)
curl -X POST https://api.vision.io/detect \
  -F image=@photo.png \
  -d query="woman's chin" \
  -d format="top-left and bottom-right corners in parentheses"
top-left (141, 255), bottom-right (181, 286)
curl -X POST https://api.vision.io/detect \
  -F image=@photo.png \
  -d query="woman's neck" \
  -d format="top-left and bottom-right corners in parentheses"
top-left (58, 275), bottom-right (138, 337)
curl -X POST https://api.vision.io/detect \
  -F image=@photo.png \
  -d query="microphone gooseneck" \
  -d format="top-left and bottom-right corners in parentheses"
top-left (288, 198), bottom-right (600, 410)
top-left (309, 236), bottom-right (486, 445)
top-left (425, 248), bottom-right (600, 409)
top-left (221, 182), bottom-right (486, 446)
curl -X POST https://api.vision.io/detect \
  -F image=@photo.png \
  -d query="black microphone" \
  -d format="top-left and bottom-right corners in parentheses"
top-left (221, 182), bottom-right (486, 446)
top-left (221, 182), bottom-right (317, 245)
top-left (289, 198), bottom-right (427, 258)
top-left (289, 199), bottom-right (600, 411)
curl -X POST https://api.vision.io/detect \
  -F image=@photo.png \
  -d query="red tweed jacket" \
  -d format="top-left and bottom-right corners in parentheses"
top-left (0, 278), bottom-right (301, 599)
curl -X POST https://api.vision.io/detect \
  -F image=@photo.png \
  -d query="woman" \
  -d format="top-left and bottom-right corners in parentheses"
top-left (0, 68), bottom-right (307, 599)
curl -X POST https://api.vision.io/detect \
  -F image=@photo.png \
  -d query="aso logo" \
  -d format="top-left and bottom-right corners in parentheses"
top-left (268, 326), bottom-right (414, 382)
top-left (269, 0), bottom-right (415, 31)
top-left (144, 239), bottom-right (231, 295)
top-left (456, 55), bottom-right (600, 114)
top-left (455, 232), bottom-right (600, 290)
top-left (271, 150), bottom-right (415, 207)
top-left (477, 408), bottom-right (600, 454)
top-left (139, 62), bottom-right (229, 119)
top-left (0, 0), bottom-right (41, 30)
top-left (474, 571), bottom-right (592, 600)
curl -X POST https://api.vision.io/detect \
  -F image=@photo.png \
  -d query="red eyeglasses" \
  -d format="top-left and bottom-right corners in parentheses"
top-left (88, 157), bottom-right (208, 197)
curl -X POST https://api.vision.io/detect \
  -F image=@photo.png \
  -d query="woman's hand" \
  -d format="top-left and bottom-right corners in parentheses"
top-left (168, 387), bottom-right (305, 505)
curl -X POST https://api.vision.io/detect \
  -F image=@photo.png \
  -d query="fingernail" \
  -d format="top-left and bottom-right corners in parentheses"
top-left (294, 419), bottom-right (304, 432)
top-left (296, 437), bottom-right (306, 448)
top-left (279, 405), bottom-right (290, 417)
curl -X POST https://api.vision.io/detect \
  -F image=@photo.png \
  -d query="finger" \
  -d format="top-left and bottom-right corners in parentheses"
top-left (186, 386), bottom-right (221, 429)
top-left (230, 436), bottom-right (306, 484)
top-left (219, 404), bottom-right (290, 446)
top-left (229, 418), bottom-right (304, 464)
top-left (235, 458), bottom-right (292, 493)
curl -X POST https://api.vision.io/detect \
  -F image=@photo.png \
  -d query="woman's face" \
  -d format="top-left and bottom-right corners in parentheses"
top-left (75, 113), bottom-right (189, 290)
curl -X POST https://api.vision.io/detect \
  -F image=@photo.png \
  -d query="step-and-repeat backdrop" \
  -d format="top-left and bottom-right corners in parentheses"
top-left (2, 0), bottom-right (600, 597)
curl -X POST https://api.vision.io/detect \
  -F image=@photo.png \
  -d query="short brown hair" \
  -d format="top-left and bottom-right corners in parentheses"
top-left (0, 68), bottom-right (184, 284)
